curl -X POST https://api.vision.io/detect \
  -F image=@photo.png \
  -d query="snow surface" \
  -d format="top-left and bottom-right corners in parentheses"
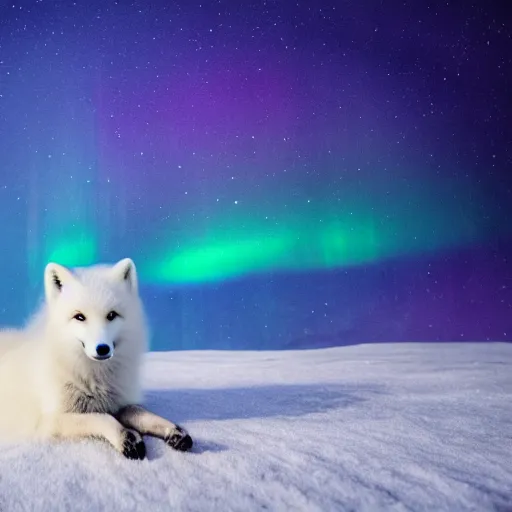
top-left (0, 342), bottom-right (511, 511)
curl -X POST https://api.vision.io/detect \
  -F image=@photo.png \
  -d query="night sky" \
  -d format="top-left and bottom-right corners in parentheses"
top-left (0, 0), bottom-right (511, 350)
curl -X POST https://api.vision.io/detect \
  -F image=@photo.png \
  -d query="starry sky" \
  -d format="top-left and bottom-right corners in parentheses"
top-left (0, 0), bottom-right (511, 350)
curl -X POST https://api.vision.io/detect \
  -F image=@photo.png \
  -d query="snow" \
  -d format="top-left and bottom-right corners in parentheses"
top-left (0, 342), bottom-right (511, 511)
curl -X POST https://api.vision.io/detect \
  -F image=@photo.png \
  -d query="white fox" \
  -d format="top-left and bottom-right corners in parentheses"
top-left (0, 258), bottom-right (192, 459)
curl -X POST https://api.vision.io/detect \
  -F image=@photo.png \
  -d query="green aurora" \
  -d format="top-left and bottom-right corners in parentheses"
top-left (34, 171), bottom-right (491, 286)
top-left (139, 175), bottom-right (484, 284)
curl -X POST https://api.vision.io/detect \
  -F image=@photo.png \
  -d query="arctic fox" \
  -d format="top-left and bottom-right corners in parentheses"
top-left (0, 258), bottom-right (192, 459)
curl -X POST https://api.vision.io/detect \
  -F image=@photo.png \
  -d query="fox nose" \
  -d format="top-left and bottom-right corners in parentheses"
top-left (95, 344), bottom-right (111, 357)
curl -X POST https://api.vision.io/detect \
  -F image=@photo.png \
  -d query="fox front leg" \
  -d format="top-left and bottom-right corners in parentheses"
top-left (42, 412), bottom-right (146, 460)
top-left (116, 404), bottom-right (193, 452)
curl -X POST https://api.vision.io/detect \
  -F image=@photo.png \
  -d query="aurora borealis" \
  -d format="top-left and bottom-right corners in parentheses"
top-left (141, 174), bottom-right (485, 284)
top-left (0, 0), bottom-right (511, 349)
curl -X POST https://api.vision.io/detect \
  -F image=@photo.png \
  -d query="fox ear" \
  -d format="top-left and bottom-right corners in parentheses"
top-left (44, 262), bottom-right (76, 303)
top-left (111, 258), bottom-right (138, 293)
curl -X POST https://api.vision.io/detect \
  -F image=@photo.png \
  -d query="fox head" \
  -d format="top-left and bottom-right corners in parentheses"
top-left (43, 258), bottom-right (148, 362)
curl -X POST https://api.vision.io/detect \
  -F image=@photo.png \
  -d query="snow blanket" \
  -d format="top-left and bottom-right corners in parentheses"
top-left (0, 342), bottom-right (510, 511)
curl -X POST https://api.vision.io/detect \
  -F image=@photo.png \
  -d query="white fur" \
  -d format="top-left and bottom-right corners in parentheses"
top-left (0, 258), bottom-right (148, 448)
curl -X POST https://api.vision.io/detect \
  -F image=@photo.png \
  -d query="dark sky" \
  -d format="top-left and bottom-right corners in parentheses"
top-left (0, 1), bottom-right (511, 349)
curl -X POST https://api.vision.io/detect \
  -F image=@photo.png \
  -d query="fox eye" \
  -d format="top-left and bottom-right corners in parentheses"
top-left (73, 313), bottom-right (86, 322)
top-left (106, 310), bottom-right (119, 322)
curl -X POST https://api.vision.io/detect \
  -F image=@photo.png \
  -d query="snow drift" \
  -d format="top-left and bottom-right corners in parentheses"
top-left (0, 342), bottom-right (510, 511)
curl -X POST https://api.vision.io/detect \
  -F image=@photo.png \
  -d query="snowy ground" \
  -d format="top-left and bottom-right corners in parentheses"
top-left (0, 342), bottom-right (511, 511)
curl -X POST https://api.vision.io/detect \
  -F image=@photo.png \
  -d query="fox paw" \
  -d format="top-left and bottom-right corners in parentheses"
top-left (122, 429), bottom-right (146, 460)
top-left (165, 426), bottom-right (193, 452)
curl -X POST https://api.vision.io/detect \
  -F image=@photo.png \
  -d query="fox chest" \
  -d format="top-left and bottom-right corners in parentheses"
top-left (62, 381), bottom-right (124, 414)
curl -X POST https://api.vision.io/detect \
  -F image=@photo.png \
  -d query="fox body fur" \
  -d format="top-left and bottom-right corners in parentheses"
top-left (0, 258), bottom-right (192, 459)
